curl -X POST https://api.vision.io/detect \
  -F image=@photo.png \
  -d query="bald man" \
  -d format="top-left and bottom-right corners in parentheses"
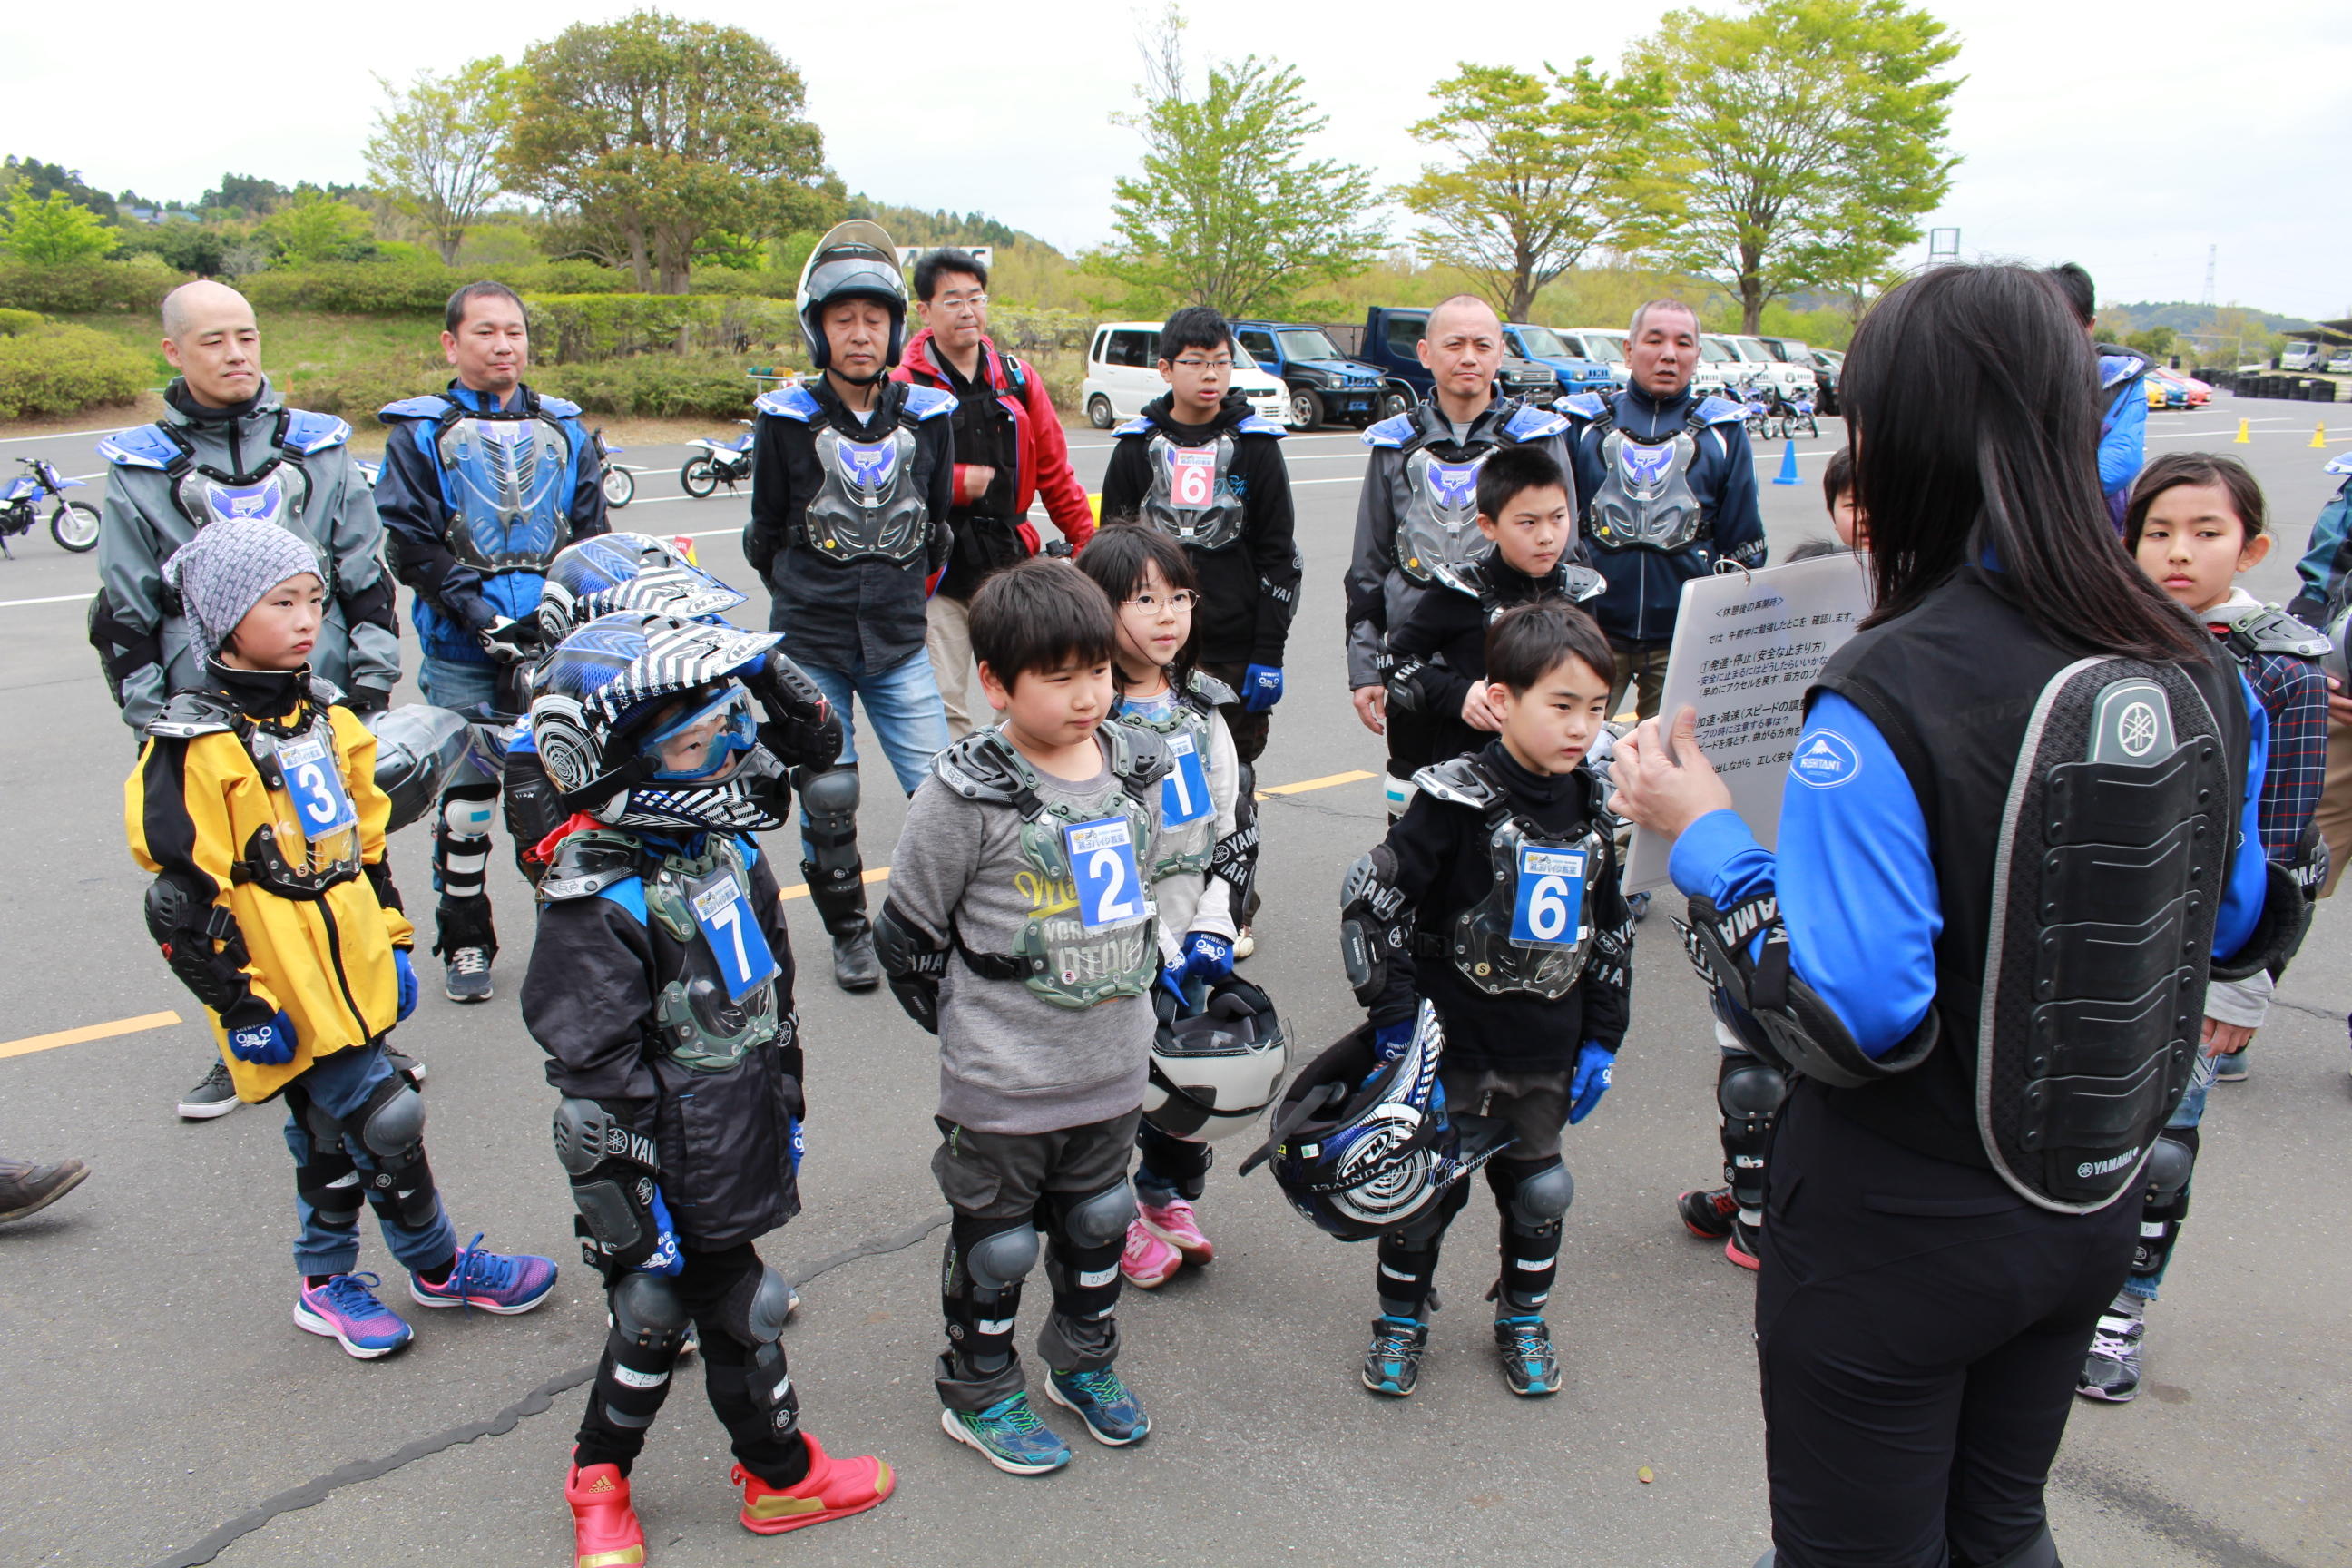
top-left (1345, 294), bottom-right (1576, 818)
top-left (93, 279), bottom-right (405, 1120)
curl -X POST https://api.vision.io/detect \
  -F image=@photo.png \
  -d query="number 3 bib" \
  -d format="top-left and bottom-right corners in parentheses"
top-left (276, 728), bottom-right (359, 838)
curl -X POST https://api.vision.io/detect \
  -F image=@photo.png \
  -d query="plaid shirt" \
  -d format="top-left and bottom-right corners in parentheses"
top-left (2222, 636), bottom-right (2330, 864)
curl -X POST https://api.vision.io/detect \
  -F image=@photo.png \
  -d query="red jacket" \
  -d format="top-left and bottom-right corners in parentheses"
top-left (893, 328), bottom-right (1094, 558)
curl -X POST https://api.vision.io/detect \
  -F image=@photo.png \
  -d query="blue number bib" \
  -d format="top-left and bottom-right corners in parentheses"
top-left (1159, 731), bottom-right (1212, 828)
top-left (1510, 846), bottom-right (1587, 947)
top-left (690, 870), bottom-right (781, 1001)
top-left (277, 729), bottom-right (358, 839)
top-left (1063, 816), bottom-right (1149, 934)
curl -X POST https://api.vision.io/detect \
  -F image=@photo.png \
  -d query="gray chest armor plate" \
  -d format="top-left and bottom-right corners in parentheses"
top-left (802, 422), bottom-right (928, 564)
top-left (1586, 425), bottom-right (1705, 553)
top-left (1978, 661), bottom-right (2230, 1212)
top-left (934, 727), bottom-right (1171, 1008)
top-left (1143, 432), bottom-right (1245, 552)
top-left (1415, 756), bottom-right (1608, 1000)
top-left (1395, 444), bottom-right (1497, 593)
top-left (433, 412), bottom-right (576, 573)
top-left (1114, 676), bottom-right (1230, 878)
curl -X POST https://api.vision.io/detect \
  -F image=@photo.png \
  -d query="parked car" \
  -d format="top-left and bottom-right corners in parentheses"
top-left (2281, 341), bottom-right (2326, 373)
top-left (1320, 307), bottom-right (1562, 417)
top-left (1803, 348), bottom-right (1845, 416)
top-left (1500, 324), bottom-right (1617, 399)
top-left (1082, 321), bottom-right (1289, 429)
top-left (1720, 333), bottom-right (1820, 400)
top-left (1690, 334), bottom-right (1740, 397)
top-left (1552, 328), bottom-right (1632, 388)
top-left (2148, 366), bottom-right (2211, 407)
top-left (1230, 319), bottom-right (1388, 429)
top-left (2329, 348), bottom-right (2352, 376)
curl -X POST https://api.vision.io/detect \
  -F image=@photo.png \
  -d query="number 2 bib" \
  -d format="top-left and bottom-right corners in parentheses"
top-left (1063, 816), bottom-right (1149, 934)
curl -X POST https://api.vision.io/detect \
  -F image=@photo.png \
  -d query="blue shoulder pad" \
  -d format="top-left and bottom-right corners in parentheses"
top-left (97, 424), bottom-right (180, 471)
top-left (1112, 416), bottom-right (1153, 438)
top-left (1556, 391), bottom-right (1609, 422)
top-left (1234, 412), bottom-right (1287, 437)
top-left (536, 394), bottom-right (583, 419)
top-left (902, 384), bottom-right (956, 421)
top-left (2327, 451), bottom-right (2352, 476)
top-left (1692, 395), bottom-right (1747, 426)
top-left (378, 395), bottom-right (454, 423)
top-left (280, 410), bottom-right (350, 455)
top-left (1362, 412), bottom-right (1415, 448)
top-left (736, 833), bottom-right (761, 867)
top-left (2098, 353), bottom-right (2147, 391)
top-left (1503, 405), bottom-right (1570, 441)
top-left (755, 383), bottom-right (821, 422)
top-left (594, 875), bottom-right (648, 923)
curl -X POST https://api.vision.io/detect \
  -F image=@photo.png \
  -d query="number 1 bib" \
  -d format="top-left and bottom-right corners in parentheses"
top-left (1063, 816), bottom-right (1149, 933)
top-left (1510, 845), bottom-right (1588, 946)
top-left (1160, 731), bottom-right (1212, 828)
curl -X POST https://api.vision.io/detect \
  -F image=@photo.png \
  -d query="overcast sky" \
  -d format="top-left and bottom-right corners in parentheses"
top-left (5, 0), bottom-right (2346, 319)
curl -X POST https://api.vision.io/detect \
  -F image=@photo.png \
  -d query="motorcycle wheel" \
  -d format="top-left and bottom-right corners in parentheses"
top-left (1800, 413), bottom-right (1819, 438)
top-left (50, 501), bottom-right (100, 553)
top-left (603, 465), bottom-right (636, 508)
top-left (680, 456), bottom-right (718, 499)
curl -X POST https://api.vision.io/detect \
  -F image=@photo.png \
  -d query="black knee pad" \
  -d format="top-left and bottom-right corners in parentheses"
top-left (352, 1075), bottom-right (438, 1230)
top-left (796, 766), bottom-right (867, 933)
top-left (1718, 1054), bottom-right (1786, 1212)
top-left (596, 1272), bottom-right (689, 1432)
top-left (944, 1214), bottom-right (1037, 1376)
top-left (2131, 1132), bottom-right (2198, 1280)
top-left (1048, 1180), bottom-right (1138, 1250)
top-left (1044, 1183), bottom-right (1132, 1326)
top-left (288, 1091), bottom-right (365, 1230)
top-left (1488, 1155), bottom-right (1574, 1235)
top-left (708, 1263), bottom-right (800, 1446)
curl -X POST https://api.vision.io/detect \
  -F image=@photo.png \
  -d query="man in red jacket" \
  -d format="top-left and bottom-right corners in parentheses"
top-left (895, 248), bottom-right (1096, 736)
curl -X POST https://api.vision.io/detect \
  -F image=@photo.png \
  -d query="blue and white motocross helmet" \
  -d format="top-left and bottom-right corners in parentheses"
top-left (535, 533), bottom-right (748, 646)
top-left (527, 611), bottom-right (791, 833)
top-left (1248, 1001), bottom-right (1495, 1242)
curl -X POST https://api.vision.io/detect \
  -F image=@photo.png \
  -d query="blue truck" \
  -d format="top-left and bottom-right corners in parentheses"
top-left (1320, 307), bottom-right (1563, 416)
top-left (1500, 324), bottom-right (1617, 398)
top-left (1230, 319), bottom-right (1390, 429)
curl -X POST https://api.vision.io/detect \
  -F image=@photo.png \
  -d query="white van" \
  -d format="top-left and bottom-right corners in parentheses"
top-left (1082, 322), bottom-right (1290, 429)
top-left (2281, 341), bottom-right (2324, 373)
top-left (1553, 328), bottom-right (1630, 388)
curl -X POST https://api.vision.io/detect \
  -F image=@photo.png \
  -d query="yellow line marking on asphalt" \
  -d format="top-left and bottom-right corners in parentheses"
top-left (1260, 769), bottom-right (1377, 796)
top-left (779, 867), bottom-right (893, 903)
top-left (0, 1010), bottom-right (182, 1059)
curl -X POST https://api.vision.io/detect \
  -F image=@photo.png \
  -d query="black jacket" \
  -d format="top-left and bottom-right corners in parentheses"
top-left (744, 375), bottom-right (955, 673)
top-left (1099, 390), bottom-right (1300, 667)
top-left (522, 834), bottom-right (804, 1250)
top-left (1387, 554), bottom-right (1582, 764)
top-left (1371, 741), bottom-right (1632, 1071)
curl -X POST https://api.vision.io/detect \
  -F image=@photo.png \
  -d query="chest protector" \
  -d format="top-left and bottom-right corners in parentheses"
top-left (933, 726), bottom-right (1172, 1008)
top-left (152, 683), bottom-right (364, 899)
top-left (115, 413), bottom-right (336, 593)
top-left (1977, 659), bottom-right (2230, 1212)
top-left (1413, 754), bottom-right (1609, 1000)
top-left (1112, 672), bottom-right (1234, 879)
top-left (802, 420), bottom-right (929, 564)
top-left (1143, 432), bottom-right (1246, 552)
top-left (1396, 445), bottom-right (1495, 593)
top-left (1585, 417), bottom-right (1708, 553)
top-left (430, 407), bottom-right (578, 575)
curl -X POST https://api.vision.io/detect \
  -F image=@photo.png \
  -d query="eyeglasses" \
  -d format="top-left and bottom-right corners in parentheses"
top-left (1123, 590), bottom-right (1200, 614)
top-left (1170, 358), bottom-right (1234, 372)
top-left (935, 291), bottom-right (987, 309)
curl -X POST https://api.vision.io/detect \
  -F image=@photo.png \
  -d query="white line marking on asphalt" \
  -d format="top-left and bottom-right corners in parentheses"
top-left (0, 426), bottom-right (133, 446)
top-left (0, 591), bottom-right (96, 608)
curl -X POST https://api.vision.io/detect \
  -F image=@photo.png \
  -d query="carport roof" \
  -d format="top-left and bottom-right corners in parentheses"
top-left (2284, 319), bottom-right (2352, 346)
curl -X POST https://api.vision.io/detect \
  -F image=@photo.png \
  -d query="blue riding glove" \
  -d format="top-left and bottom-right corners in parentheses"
top-left (1181, 930), bottom-right (1234, 985)
top-left (789, 1115), bottom-right (806, 1173)
top-left (1567, 1042), bottom-right (1615, 1125)
top-left (1242, 663), bottom-right (1285, 712)
top-left (393, 949), bottom-right (418, 1022)
top-left (1161, 957), bottom-right (1192, 1003)
top-left (226, 1007), bottom-right (298, 1066)
top-left (638, 1187), bottom-right (684, 1277)
top-left (1373, 1018), bottom-right (1416, 1063)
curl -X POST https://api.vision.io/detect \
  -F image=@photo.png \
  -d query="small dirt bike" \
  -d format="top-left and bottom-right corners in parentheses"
top-left (1, 456), bottom-right (99, 554)
top-left (680, 423), bottom-right (755, 498)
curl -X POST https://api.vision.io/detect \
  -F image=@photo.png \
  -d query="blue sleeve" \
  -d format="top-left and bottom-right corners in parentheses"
top-left (1710, 426), bottom-right (1768, 568)
top-left (2290, 482), bottom-right (2350, 618)
top-left (1668, 692), bottom-right (1940, 1055)
top-left (2213, 674), bottom-right (2269, 960)
top-left (2098, 382), bottom-right (2147, 501)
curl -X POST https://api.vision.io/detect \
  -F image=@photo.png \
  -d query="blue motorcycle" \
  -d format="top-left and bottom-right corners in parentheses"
top-left (679, 424), bottom-right (754, 498)
top-left (1, 456), bottom-right (99, 554)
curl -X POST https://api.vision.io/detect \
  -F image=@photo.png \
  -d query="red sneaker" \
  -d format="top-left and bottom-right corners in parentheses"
top-left (564, 1461), bottom-right (645, 1568)
top-left (733, 1434), bottom-right (895, 1535)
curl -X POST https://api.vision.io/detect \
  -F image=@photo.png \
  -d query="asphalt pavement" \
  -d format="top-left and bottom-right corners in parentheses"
top-left (2, 398), bottom-right (2347, 1568)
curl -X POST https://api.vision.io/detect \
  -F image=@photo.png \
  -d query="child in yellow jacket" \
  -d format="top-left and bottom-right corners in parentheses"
top-left (126, 518), bottom-right (555, 1357)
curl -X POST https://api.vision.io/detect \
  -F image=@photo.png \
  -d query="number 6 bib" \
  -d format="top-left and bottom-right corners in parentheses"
top-left (1511, 846), bottom-right (1588, 946)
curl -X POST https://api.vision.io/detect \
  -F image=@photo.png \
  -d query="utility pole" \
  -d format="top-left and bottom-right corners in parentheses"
top-left (2200, 245), bottom-right (2216, 309)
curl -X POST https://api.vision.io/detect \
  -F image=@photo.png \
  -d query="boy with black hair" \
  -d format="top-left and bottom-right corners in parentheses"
top-left (874, 557), bottom-right (1171, 1475)
top-left (1098, 307), bottom-right (1298, 951)
top-left (1338, 601), bottom-right (1634, 1398)
top-left (1384, 444), bottom-right (1603, 766)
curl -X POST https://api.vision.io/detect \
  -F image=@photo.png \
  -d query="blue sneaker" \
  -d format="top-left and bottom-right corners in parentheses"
top-left (2213, 1048), bottom-right (2249, 1083)
top-left (1045, 1367), bottom-right (1151, 1446)
top-left (939, 1394), bottom-right (1073, 1475)
top-left (407, 1232), bottom-right (557, 1315)
top-left (1494, 1315), bottom-right (1563, 1396)
top-left (295, 1272), bottom-right (415, 1359)
top-left (1363, 1314), bottom-right (1428, 1396)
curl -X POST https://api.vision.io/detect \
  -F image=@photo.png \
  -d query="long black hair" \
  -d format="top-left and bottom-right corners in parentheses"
top-left (1841, 264), bottom-right (2207, 662)
top-left (1075, 519), bottom-right (1200, 694)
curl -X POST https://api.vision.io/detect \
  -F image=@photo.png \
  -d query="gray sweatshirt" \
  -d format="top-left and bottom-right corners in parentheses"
top-left (887, 736), bottom-right (1159, 1134)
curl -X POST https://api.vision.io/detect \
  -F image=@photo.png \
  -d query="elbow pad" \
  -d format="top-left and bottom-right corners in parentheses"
top-left (872, 897), bottom-right (947, 1034)
top-left (1680, 892), bottom-right (1939, 1090)
top-left (363, 858), bottom-right (407, 915)
top-left (1338, 846), bottom-right (1410, 1008)
top-left (143, 877), bottom-right (255, 1015)
top-left (552, 1096), bottom-right (664, 1270)
top-left (1384, 657), bottom-right (1431, 717)
top-left (2209, 858), bottom-right (2314, 984)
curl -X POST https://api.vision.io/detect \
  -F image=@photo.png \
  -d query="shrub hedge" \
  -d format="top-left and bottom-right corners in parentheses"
top-left (239, 260), bottom-right (638, 315)
top-left (0, 323), bottom-right (155, 419)
top-left (283, 351), bottom-right (759, 424)
top-left (0, 258), bottom-right (182, 313)
top-left (0, 308), bottom-right (44, 337)
top-left (524, 293), bottom-right (799, 364)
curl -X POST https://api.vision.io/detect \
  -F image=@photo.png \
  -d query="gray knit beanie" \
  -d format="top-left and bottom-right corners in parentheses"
top-left (161, 519), bottom-right (324, 655)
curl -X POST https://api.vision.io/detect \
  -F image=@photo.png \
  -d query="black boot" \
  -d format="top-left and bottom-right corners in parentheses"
top-left (830, 916), bottom-right (881, 992)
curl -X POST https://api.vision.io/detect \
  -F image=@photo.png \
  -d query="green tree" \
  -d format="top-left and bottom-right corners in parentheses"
top-left (2, 189), bottom-right (118, 266)
top-left (502, 11), bottom-right (836, 294)
top-left (260, 189), bottom-right (376, 266)
top-left (1628, 0), bottom-right (1961, 332)
top-left (1093, 10), bottom-right (1384, 317)
top-left (368, 58), bottom-right (522, 265)
top-left (200, 173), bottom-right (285, 218)
top-left (1397, 60), bottom-right (1681, 323)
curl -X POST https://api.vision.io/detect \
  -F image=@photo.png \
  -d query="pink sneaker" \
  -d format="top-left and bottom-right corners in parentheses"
top-left (1138, 1197), bottom-right (1213, 1266)
top-left (1120, 1220), bottom-right (1181, 1289)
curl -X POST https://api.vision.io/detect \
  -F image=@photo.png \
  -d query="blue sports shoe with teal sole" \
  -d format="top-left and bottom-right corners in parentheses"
top-left (295, 1272), bottom-right (415, 1359)
top-left (1046, 1367), bottom-right (1151, 1446)
top-left (407, 1232), bottom-right (557, 1315)
top-left (941, 1393), bottom-right (1073, 1475)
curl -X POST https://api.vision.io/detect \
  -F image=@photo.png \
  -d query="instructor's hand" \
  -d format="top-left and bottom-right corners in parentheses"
top-left (1609, 706), bottom-right (1734, 841)
top-left (1351, 684), bottom-right (1387, 735)
top-left (1461, 682), bottom-right (1504, 733)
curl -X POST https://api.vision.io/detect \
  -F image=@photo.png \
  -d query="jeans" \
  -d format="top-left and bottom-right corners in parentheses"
top-left (416, 653), bottom-right (502, 720)
top-left (799, 649), bottom-right (951, 793)
top-left (282, 1043), bottom-right (456, 1279)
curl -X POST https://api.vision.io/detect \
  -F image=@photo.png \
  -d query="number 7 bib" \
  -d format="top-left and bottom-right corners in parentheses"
top-left (691, 870), bottom-right (781, 1000)
top-left (1064, 816), bottom-right (1149, 933)
top-left (1511, 845), bottom-right (1588, 946)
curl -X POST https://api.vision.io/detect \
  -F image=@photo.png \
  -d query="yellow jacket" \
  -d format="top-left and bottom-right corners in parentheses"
top-left (126, 682), bottom-right (412, 1103)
